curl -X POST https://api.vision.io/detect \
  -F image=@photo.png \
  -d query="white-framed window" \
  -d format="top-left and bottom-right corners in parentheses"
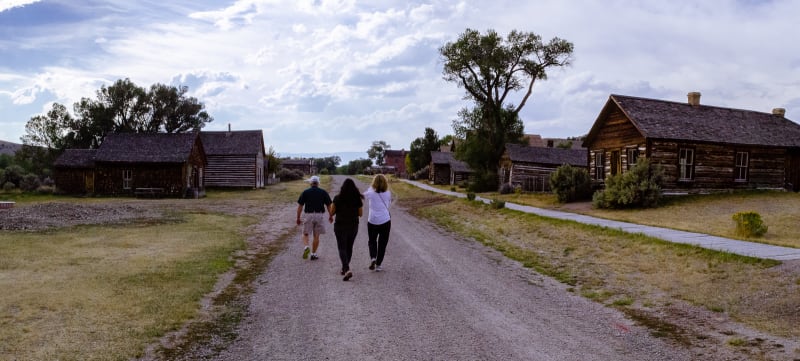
top-left (594, 151), bottom-right (604, 180)
top-left (735, 151), bottom-right (749, 182)
top-left (122, 169), bottom-right (132, 189)
top-left (679, 148), bottom-right (694, 181)
top-left (626, 148), bottom-right (640, 170)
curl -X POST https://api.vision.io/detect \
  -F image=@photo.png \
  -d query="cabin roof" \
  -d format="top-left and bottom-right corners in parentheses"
top-left (505, 143), bottom-right (587, 167)
top-left (53, 149), bottom-right (97, 168)
top-left (200, 130), bottom-right (265, 156)
top-left (586, 94), bottom-right (800, 147)
top-left (93, 132), bottom-right (199, 163)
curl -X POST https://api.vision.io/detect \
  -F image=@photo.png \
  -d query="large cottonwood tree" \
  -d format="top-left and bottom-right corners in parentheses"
top-left (440, 28), bottom-right (573, 190)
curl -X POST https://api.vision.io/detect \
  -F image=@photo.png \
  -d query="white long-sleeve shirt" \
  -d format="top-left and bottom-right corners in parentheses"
top-left (364, 187), bottom-right (392, 225)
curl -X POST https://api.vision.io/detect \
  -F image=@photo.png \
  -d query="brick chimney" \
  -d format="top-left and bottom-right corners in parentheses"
top-left (772, 108), bottom-right (786, 117)
top-left (687, 92), bottom-right (701, 106)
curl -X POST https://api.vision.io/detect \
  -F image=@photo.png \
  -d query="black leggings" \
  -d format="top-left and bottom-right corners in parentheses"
top-left (367, 221), bottom-right (391, 266)
top-left (334, 227), bottom-right (358, 272)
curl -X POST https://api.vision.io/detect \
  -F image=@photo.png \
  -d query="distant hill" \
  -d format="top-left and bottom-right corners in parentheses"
top-left (0, 140), bottom-right (22, 156)
top-left (280, 151), bottom-right (366, 164)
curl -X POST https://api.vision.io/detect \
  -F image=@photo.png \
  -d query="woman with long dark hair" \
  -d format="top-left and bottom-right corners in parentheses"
top-left (329, 178), bottom-right (363, 281)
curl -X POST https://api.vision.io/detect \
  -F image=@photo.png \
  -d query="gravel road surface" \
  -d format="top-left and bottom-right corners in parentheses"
top-left (214, 175), bottom-right (693, 361)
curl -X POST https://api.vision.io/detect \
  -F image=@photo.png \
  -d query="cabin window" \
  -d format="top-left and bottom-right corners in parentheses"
top-left (626, 148), bottom-right (640, 170)
top-left (122, 169), bottom-right (132, 189)
top-left (679, 148), bottom-right (694, 181)
top-left (610, 151), bottom-right (621, 176)
top-left (735, 151), bottom-right (749, 181)
top-left (594, 152), bottom-right (605, 180)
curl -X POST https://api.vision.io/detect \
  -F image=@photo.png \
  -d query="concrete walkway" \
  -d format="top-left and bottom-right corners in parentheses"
top-left (402, 180), bottom-right (800, 261)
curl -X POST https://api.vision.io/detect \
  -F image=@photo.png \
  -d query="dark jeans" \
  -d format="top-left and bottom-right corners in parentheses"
top-left (334, 226), bottom-right (358, 272)
top-left (367, 221), bottom-right (391, 266)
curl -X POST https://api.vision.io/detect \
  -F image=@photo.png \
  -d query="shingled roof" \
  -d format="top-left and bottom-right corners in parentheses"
top-left (505, 143), bottom-right (587, 167)
top-left (53, 149), bottom-right (97, 168)
top-left (430, 151), bottom-right (453, 165)
top-left (430, 151), bottom-right (473, 172)
top-left (200, 130), bottom-right (265, 156)
top-left (586, 94), bottom-right (800, 147)
top-left (93, 132), bottom-right (200, 163)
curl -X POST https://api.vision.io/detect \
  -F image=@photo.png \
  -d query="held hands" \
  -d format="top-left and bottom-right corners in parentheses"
top-left (328, 215), bottom-right (334, 224)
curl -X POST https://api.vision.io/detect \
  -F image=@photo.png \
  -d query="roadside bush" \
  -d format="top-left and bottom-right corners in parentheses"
top-left (466, 192), bottom-right (476, 201)
top-left (450, 186), bottom-right (457, 192)
top-left (490, 199), bottom-right (505, 209)
top-left (277, 168), bottom-right (304, 181)
top-left (468, 171), bottom-right (499, 193)
top-left (732, 211), bottom-right (768, 237)
top-left (592, 159), bottom-right (664, 209)
top-left (549, 164), bottom-right (593, 203)
top-left (498, 182), bottom-right (515, 194)
top-left (2, 181), bottom-right (15, 192)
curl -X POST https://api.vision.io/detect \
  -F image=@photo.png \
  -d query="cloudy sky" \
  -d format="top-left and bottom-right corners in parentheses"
top-left (1, 0), bottom-right (799, 161)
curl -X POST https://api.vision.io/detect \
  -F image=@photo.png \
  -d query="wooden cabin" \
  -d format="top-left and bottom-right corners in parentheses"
top-left (429, 151), bottom-right (473, 185)
top-left (67, 132), bottom-right (207, 197)
top-left (200, 130), bottom-right (266, 188)
top-left (499, 144), bottom-right (587, 192)
top-left (281, 158), bottom-right (314, 174)
top-left (583, 93), bottom-right (800, 193)
top-left (53, 149), bottom-right (97, 194)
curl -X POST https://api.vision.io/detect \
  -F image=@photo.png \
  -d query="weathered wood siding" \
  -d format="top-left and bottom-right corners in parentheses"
top-left (206, 155), bottom-right (263, 188)
top-left (54, 169), bottom-right (93, 194)
top-left (94, 164), bottom-right (185, 196)
top-left (650, 141), bottom-right (786, 193)
top-left (787, 149), bottom-right (800, 191)
top-left (430, 164), bottom-right (450, 185)
top-left (587, 109), bottom-right (646, 180)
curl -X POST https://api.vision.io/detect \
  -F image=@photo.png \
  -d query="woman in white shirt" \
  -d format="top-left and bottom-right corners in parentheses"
top-left (363, 174), bottom-right (392, 271)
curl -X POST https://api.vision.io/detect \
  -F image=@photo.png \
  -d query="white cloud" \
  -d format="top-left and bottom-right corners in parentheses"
top-left (0, 0), bottom-right (40, 13)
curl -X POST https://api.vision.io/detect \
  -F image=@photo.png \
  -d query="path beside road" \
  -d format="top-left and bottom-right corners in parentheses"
top-left (403, 180), bottom-right (800, 261)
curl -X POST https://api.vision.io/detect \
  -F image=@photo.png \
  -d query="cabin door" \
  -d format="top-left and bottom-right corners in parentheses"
top-left (84, 172), bottom-right (94, 193)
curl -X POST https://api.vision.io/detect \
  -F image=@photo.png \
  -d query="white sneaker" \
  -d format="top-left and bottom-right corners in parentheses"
top-left (375, 265), bottom-right (383, 272)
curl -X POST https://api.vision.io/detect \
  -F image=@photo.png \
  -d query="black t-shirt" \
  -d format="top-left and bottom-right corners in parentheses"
top-left (332, 194), bottom-right (362, 230)
top-left (297, 186), bottom-right (332, 213)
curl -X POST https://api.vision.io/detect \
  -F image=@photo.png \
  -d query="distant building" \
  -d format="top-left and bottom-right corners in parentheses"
top-left (383, 149), bottom-right (407, 177)
top-left (200, 129), bottom-right (266, 188)
top-left (281, 158), bottom-right (314, 174)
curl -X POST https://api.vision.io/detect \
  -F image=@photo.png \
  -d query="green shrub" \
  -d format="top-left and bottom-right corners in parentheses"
top-left (549, 164), bottom-right (593, 203)
top-left (468, 171), bottom-right (499, 193)
top-left (36, 185), bottom-right (55, 194)
top-left (277, 168), bottom-right (304, 181)
top-left (490, 199), bottom-right (505, 209)
top-left (20, 174), bottom-right (41, 192)
top-left (732, 211), bottom-right (768, 237)
top-left (466, 192), bottom-right (476, 201)
top-left (593, 159), bottom-right (664, 209)
top-left (450, 186), bottom-right (457, 192)
top-left (2, 181), bottom-right (15, 192)
top-left (498, 182), bottom-right (515, 194)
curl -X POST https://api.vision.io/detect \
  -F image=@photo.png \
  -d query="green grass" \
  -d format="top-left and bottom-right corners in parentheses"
top-left (0, 211), bottom-right (248, 360)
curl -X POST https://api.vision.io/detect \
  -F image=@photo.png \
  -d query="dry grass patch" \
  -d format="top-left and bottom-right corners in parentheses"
top-left (392, 180), bottom-right (799, 342)
top-left (0, 213), bottom-right (248, 361)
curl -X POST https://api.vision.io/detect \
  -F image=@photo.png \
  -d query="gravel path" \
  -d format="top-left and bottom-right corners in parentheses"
top-left (214, 175), bottom-right (694, 360)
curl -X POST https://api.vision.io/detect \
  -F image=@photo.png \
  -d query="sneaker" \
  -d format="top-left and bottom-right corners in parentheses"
top-left (343, 271), bottom-right (353, 281)
top-left (310, 254), bottom-right (319, 260)
top-left (369, 259), bottom-right (376, 270)
top-left (302, 247), bottom-right (310, 259)
top-left (375, 265), bottom-right (383, 272)
top-left (340, 270), bottom-right (346, 276)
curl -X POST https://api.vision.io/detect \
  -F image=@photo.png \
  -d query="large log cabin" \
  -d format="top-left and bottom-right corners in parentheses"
top-left (54, 132), bottom-right (207, 197)
top-left (583, 93), bottom-right (800, 194)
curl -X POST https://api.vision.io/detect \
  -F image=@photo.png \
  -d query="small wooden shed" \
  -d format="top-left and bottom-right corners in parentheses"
top-left (499, 144), bottom-right (587, 192)
top-left (429, 151), bottom-right (473, 185)
top-left (200, 130), bottom-right (266, 188)
top-left (53, 149), bottom-right (97, 194)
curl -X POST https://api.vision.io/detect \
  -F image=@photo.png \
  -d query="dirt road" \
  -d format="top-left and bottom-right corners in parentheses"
top-left (214, 175), bottom-right (693, 360)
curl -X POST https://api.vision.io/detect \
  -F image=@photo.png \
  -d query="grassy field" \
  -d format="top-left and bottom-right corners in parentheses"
top-left (0, 178), bottom-right (310, 361)
top-left (393, 181), bottom-right (800, 349)
top-left (436, 184), bottom-right (800, 249)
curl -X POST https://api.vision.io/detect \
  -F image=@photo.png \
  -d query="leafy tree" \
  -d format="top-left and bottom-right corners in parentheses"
top-left (266, 146), bottom-right (281, 175)
top-left (407, 127), bottom-right (441, 173)
top-left (366, 140), bottom-right (390, 166)
top-left (314, 156), bottom-right (341, 175)
top-left (149, 83), bottom-right (213, 133)
top-left (440, 28), bottom-right (573, 191)
top-left (346, 158), bottom-right (373, 175)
